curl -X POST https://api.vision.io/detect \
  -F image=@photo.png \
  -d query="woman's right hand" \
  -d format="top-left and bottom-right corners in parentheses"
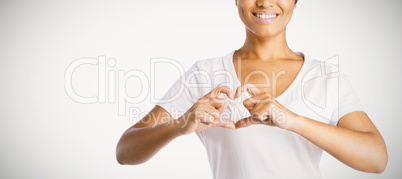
top-left (176, 85), bottom-right (236, 135)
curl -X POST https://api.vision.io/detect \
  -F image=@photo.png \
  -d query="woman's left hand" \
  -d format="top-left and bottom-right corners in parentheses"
top-left (234, 84), bottom-right (301, 131)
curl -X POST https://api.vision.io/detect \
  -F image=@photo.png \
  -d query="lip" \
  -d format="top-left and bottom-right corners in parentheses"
top-left (252, 10), bottom-right (279, 24)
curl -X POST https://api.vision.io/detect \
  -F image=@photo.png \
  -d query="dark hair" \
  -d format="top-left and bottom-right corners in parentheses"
top-left (295, 0), bottom-right (298, 3)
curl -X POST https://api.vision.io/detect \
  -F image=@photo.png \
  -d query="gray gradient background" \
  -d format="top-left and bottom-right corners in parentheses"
top-left (0, 0), bottom-right (401, 178)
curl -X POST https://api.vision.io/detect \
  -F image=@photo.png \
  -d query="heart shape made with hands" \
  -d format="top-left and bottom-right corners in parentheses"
top-left (226, 83), bottom-right (282, 128)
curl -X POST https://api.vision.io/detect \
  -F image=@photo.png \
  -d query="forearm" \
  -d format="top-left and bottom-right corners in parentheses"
top-left (292, 116), bottom-right (387, 173)
top-left (116, 120), bottom-right (182, 165)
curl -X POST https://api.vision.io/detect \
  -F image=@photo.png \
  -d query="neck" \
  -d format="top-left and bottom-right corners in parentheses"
top-left (237, 28), bottom-right (295, 62)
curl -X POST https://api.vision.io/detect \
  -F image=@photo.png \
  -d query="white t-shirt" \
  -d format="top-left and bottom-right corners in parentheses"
top-left (156, 50), bottom-right (365, 179)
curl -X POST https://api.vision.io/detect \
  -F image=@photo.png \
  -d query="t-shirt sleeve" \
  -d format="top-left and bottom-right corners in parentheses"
top-left (156, 62), bottom-right (204, 119)
top-left (331, 72), bottom-right (365, 124)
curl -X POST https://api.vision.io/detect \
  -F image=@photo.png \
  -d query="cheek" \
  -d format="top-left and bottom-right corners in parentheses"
top-left (277, 3), bottom-right (295, 28)
top-left (237, 6), bottom-right (249, 25)
top-left (277, 0), bottom-right (295, 15)
top-left (282, 10), bottom-right (294, 26)
top-left (278, 0), bottom-right (296, 6)
top-left (237, 1), bottom-right (254, 24)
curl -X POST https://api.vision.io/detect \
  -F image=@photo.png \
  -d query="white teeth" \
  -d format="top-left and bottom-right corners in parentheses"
top-left (256, 13), bottom-right (276, 19)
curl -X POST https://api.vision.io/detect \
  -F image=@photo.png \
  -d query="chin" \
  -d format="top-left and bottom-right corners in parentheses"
top-left (249, 26), bottom-right (282, 38)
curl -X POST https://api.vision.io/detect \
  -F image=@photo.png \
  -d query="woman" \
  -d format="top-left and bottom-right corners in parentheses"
top-left (116, 0), bottom-right (387, 178)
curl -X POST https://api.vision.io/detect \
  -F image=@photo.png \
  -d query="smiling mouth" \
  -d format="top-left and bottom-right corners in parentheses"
top-left (252, 12), bottom-right (278, 20)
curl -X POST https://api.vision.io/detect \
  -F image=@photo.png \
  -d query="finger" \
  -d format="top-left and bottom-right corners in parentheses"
top-left (209, 97), bottom-right (226, 110)
top-left (243, 93), bottom-right (269, 108)
top-left (251, 110), bottom-right (270, 122)
top-left (211, 118), bottom-right (236, 129)
top-left (243, 97), bottom-right (256, 109)
top-left (261, 115), bottom-right (276, 126)
top-left (199, 112), bottom-right (215, 124)
top-left (235, 83), bottom-right (264, 98)
top-left (234, 83), bottom-right (253, 98)
top-left (205, 106), bottom-right (221, 119)
top-left (252, 106), bottom-right (276, 126)
top-left (248, 103), bottom-right (265, 114)
top-left (235, 116), bottom-right (261, 129)
top-left (243, 93), bottom-right (274, 109)
top-left (209, 85), bottom-right (234, 99)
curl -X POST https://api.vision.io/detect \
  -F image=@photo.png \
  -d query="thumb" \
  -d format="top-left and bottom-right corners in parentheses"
top-left (212, 118), bottom-right (236, 129)
top-left (235, 116), bottom-right (260, 129)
